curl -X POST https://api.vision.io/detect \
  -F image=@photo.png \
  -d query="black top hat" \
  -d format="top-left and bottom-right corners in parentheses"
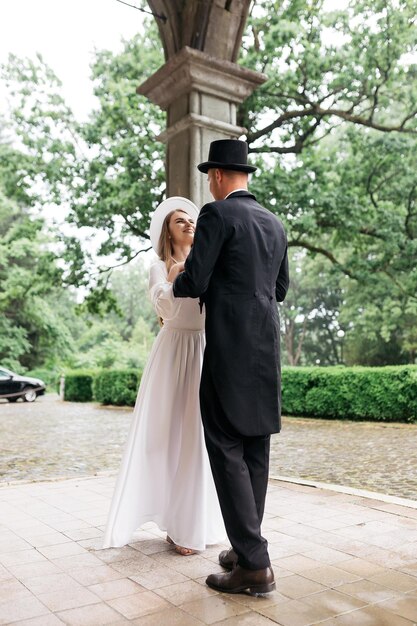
top-left (197, 139), bottom-right (257, 174)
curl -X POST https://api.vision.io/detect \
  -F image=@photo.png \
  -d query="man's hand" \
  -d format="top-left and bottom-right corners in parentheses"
top-left (168, 262), bottom-right (185, 283)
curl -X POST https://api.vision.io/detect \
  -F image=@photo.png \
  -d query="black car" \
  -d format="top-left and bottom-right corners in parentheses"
top-left (0, 367), bottom-right (46, 402)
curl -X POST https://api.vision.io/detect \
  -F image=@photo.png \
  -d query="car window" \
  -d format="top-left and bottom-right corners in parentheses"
top-left (0, 369), bottom-right (11, 379)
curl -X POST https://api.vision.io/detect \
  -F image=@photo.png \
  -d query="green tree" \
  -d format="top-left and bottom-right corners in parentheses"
top-left (277, 126), bottom-right (417, 365)
top-left (70, 258), bottom-right (158, 370)
top-left (1, 29), bottom-right (165, 304)
top-left (2, 2), bottom-right (417, 366)
top-left (3, 2), bottom-right (415, 283)
top-left (6, 0), bottom-right (417, 278)
top-left (242, 0), bottom-right (417, 154)
top-left (281, 253), bottom-right (346, 366)
top-left (72, 316), bottom-right (155, 370)
top-left (1, 54), bottom-right (77, 205)
top-left (0, 189), bottom-right (74, 370)
top-left (73, 30), bottom-right (165, 264)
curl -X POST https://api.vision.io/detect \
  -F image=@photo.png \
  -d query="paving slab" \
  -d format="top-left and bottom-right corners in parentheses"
top-left (0, 475), bottom-right (416, 625)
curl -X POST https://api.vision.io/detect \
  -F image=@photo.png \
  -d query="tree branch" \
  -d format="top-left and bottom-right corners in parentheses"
top-left (93, 246), bottom-right (152, 276)
top-left (405, 183), bottom-right (417, 239)
top-left (247, 103), bottom-right (417, 146)
top-left (247, 108), bottom-right (316, 143)
top-left (382, 269), bottom-right (417, 302)
top-left (122, 215), bottom-right (149, 238)
top-left (358, 226), bottom-right (386, 240)
top-left (370, 170), bottom-right (398, 201)
top-left (314, 105), bottom-right (417, 134)
top-left (288, 239), bottom-right (355, 278)
top-left (249, 144), bottom-right (305, 154)
top-left (260, 90), bottom-right (311, 105)
top-left (249, 117), bottom-right (321, 154)
top-left (303, 121), bottom-right (344, 148)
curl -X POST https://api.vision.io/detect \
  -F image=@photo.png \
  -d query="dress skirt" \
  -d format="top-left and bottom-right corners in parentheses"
top-left (103, 325), bottom-right (226, 550)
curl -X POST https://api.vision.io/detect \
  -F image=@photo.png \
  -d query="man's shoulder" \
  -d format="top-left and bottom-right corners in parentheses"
top-left (212, 193), bottom-right (275, 219)
top-left (204, 191), bottom-right (256, 214)
top-left (201, 193), bottom-right (285, 232)
top-left (198, 201), bottom-right (224, 221)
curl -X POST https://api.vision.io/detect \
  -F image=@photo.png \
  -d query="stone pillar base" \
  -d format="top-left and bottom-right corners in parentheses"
top-left (138, 46), bottom-right (266, 206)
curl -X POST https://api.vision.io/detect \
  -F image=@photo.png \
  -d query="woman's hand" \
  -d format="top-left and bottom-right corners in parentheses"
top-left (167, 262), bottom-right (185, 283)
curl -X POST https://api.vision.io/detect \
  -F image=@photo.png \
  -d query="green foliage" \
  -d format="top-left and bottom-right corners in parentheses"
top-left (282, 366), bottom-right (417, 422)
top-left (109, 260), bottom-right (159, 337)
top-left (1, 53), bottom-right (78, 204)
top-left (67, 258), bottom-right (157, 371)
top-left (63, 371), bottom-right (95, 402)
top-left (1, 29), bottom-right (165, 307)
top-left (270, 126), bottom-right (417, 365)
top-left (241, 0), bottom-right (417, 151)
top-left (63, 368), bottom-right (141, 406)
top-left (0, 152), bottom-right (75, 369)
top-left (70, 26), bottom-right (166, 279)
top-left (1, 3), bottom-right (417, 369)
top-left (93, 369), bottom-right (141, 406)
top-left (280, 253), bottom-right (345, 366)
top-left (25, 368), bottom-right (61, 389)
top-left (71, 316), bottom-right (155, 372)
top-left (64, 22), bottom-right (165, 288)
top-left (242, 1), bottom-right (417, 367)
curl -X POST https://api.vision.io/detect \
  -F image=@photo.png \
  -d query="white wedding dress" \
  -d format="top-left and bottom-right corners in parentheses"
top-left (103, 259), bottom-right (226, 550)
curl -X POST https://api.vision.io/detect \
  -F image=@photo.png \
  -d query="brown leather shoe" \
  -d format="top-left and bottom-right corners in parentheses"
top-left (206, 565), bottom-right (275, 595)
top-left (219, 548), bottom-right (238, 570)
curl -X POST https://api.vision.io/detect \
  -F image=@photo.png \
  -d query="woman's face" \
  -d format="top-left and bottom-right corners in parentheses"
top-left (168, 210), bottom-right (195, 245)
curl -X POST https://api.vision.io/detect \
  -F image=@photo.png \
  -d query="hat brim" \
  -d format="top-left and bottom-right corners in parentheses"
top-left (197, 161), bottom-right (257, 174)
top-left (149, 196), bottom-right (199, 253)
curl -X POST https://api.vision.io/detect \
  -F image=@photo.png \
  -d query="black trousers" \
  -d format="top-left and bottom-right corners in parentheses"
top-left (200, 365), bottom-right (271, 571)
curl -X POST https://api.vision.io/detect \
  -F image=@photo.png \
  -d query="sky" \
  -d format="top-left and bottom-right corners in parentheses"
top-left (0, 0), bottom-right (147, 120)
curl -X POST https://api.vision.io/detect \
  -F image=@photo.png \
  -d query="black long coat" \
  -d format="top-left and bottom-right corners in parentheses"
top-left (173, 190), bottom-right (289, 436)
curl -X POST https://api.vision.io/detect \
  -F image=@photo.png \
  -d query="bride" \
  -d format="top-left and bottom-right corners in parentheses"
top-left (103, 196), bottom-right (225, 555)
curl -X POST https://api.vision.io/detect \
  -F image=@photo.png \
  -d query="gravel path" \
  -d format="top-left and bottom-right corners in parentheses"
top-left (1, 394), bottom-right (416, 499)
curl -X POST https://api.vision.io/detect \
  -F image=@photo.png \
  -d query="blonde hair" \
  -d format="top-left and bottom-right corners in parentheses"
top-left (156, 208), bottom-right (190, 327)
top-left (157, 209), bottom-right (189, 272)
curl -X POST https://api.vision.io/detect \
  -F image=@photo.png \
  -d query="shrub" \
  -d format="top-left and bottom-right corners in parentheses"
top-left (63, 370), bottom-right (95, 402)
top-left (282, 366), bottom-right (417, 423)
top-left (93, 369), bottom-right (141, 406)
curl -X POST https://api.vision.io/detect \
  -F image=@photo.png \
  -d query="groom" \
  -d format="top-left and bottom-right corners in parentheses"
top-left (173, 139), bottom-right (289, 594)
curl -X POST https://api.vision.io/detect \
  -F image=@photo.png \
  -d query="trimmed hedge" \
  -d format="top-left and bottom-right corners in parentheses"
top-left (60, 365), bottom-right (417, 421)
top-left (282, 366), bottom-right (417, 423)
top-left (63, 370), bottom-right (95, 402)
top-left (93, 369), bottom-right (141, 406)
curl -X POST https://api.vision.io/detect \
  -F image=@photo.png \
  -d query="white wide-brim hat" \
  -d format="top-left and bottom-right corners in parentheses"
top-left (149, 196), bottom-right (199, 253)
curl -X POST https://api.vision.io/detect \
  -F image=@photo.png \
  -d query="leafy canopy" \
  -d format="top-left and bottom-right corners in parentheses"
top-left (1, 1), bottom-right (417, 366)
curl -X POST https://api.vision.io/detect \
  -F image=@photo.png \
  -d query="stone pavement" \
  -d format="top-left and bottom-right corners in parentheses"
top-left (1, 475), bottom-right (417, 625)
top-left (270, 418), bottom-right (417, 501)
top-left (2, 395), bottom-right (417, 500)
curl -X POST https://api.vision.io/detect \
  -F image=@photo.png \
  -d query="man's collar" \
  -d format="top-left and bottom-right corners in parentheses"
top-left (224, 189), bottom-right (251, 199)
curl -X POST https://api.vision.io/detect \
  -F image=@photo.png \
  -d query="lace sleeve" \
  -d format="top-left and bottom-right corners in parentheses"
top-left (149, 261), bottom-right (181, 321)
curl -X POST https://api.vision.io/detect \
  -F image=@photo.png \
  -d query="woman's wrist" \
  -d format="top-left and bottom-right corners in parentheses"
top-left (167, 262), bottom-right (185, 283)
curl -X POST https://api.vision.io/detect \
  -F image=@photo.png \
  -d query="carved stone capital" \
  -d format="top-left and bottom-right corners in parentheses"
top-left (137, 46), bottom-right (266, 110)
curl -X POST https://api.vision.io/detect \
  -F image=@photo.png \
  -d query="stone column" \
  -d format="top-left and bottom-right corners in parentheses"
top-left (137, 46), bottom-right (266, 207)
